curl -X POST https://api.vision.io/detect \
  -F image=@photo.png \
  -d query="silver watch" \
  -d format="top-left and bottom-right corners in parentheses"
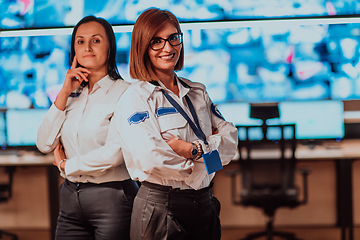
top-left (190, 142), bottom-right (202, 160)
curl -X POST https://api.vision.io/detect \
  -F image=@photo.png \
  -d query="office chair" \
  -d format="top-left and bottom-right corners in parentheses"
top-left (0, 166), bottom-right (18, 240)
top-left (229, 105), bottom-right (310, 240)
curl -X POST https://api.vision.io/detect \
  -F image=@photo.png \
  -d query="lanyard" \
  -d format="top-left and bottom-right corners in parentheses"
top-left (161, 89), bottom-right (208, 145)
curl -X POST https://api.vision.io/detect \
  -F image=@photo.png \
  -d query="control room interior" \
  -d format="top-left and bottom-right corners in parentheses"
top-left (1, 1), bottom-right (360, 240)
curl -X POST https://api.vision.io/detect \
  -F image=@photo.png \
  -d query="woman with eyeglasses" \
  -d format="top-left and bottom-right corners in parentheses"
top-left (115, 8), bottom-right (238, 240)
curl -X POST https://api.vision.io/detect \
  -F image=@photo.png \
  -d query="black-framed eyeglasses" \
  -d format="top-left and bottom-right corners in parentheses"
top-left (149, 33), bottom-right (183, 51)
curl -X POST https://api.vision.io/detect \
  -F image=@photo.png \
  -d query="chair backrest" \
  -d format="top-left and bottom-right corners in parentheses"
top-left (0, 166), bottom-right (15, 203)
top-left (237, 124), bottom-right (297, 193)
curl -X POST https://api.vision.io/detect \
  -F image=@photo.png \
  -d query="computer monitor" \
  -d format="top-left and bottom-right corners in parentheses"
top-left (278, 100), bottom-right (344, 140)
top-left (217, 100), bottom-right (344, 140)
top-left (216, 102), bottom-right (262, 126)
top-left (216, 102), bottom-right (264, 141)
top-left (5, 109), bottom-right (48, 146)
top-left (0, 112), bottom-right (5, 147)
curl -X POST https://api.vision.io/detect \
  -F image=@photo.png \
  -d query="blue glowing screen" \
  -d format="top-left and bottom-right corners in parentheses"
top-left (1, 0), bottom-right (358, 146)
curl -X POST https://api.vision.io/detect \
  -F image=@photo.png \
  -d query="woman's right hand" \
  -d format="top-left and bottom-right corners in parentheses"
top-left (61, 56), bottom-right (91, 95)
top-left (53, 142), bottom-right (67, 172)
top-left (55, 56), bottom-right (91, 110)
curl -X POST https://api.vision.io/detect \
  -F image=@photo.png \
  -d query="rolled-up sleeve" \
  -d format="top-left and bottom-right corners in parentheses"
top-left (198, 91), bottom-right (238, 166)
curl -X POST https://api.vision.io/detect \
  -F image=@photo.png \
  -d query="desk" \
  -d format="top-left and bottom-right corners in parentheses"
top-left (235, 139), bottom-right (360, 240)
top-left (0, 152), bottom-right (58, 240)
top-left (298, 140), bottom-right (359, 240)
top-left (1, 140), bottom-right (359, 240)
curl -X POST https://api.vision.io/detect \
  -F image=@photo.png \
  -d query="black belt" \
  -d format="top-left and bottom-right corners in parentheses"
top-left (65, 179), bottom-right (132, 191)
top-left (141, 181), bottom-right (213, 195)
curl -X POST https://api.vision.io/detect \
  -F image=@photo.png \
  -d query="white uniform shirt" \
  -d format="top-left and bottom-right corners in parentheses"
top-left (115, 77), bottom-right (238, 190)
top-left (37, 75), bottom-right (131, 183)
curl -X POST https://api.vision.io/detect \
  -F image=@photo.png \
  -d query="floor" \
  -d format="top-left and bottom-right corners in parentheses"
top-left (0, 230), bottom-right (50, 240)
top-left (0, 227), bottom-right (358, 240)
top-left (222, 226), bottom-right (358, 240)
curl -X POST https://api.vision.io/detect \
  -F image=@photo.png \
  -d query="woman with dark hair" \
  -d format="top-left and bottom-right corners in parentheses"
top-left (37, 16), bottom-right (138, 240)
top-left (115, 8), bottom-right (238, 240)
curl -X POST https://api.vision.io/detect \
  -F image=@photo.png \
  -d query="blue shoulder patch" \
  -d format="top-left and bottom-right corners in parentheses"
top-left (211, 103), bottom-right (225, 120)
top-left (128, 111), bottom-right (149, 125)
top-left (69, 92), bottom-right (81, 97)
top-left (156, 107), bottom-right (178, 117)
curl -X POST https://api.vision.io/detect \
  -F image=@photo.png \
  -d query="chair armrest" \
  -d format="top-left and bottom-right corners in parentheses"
top-left (224, 168), bottom-right (242, 205)
top-left (224, 168), bottom-right (241, 177)
top-left (298, 167), bottom-right (311, 205)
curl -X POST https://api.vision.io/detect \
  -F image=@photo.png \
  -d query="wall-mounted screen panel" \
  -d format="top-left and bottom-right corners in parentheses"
top-left (177, 20), bottom-right (360, 103)
top-left (0, 32), bottom-right (132, 110)
top-left (1, 16), bottom-right (356, 145)
top-left (2, 0), bottom-right (360, 29)
top-left (2, 19), bottom-right (360, 107)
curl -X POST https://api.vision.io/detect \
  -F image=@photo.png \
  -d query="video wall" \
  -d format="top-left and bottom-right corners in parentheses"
top-left (1, 0), bottom-right (359, 147)
top-left (2, 0), bottom-right (360, 29)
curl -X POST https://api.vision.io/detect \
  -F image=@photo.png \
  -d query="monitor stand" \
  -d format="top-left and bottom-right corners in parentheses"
top-left (300, 139), bottom-right (323, 149)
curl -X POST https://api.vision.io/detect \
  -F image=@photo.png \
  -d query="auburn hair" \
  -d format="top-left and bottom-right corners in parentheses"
top-left (129, 8), bottom-right (184, 81)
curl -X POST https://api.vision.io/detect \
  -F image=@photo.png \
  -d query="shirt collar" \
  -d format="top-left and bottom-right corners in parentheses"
top-left (148, 76), bottom-right (191, 98)
top-left (92, 75), bottom-right (115, 94)
top-left (176, 76), bottom-right (191, 98)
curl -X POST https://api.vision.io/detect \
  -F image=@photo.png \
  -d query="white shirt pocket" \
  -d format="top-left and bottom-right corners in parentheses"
top-left (157, 113), bottom-right (187, 141)
top-left (85, 104), bottom-right (115, 147)
top-left (86, 104), bottom-right (114, 129)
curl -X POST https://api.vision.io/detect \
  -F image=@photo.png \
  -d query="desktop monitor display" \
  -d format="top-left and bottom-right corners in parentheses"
top-left (0, 112), bottom-right (5, 147)
top-left (217, 100), bottom-right (344, 140)
top-left (278, 100), bottom-right (345, 140)
top-left (5, 109), bottom-right (48, 146)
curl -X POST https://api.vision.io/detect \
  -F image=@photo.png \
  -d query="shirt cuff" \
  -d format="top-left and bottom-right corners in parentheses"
top-left (64, 156), bottom-right (79, 176)
top-left (185, 161), bottom-right (208, 190)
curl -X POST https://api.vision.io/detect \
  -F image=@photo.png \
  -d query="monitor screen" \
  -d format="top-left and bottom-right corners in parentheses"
top-left (0, 112), bottom-right (5, 147)
top-left (5, 109), bottom-right (48, 146)
top-left (1, 2), bottom-right (357, 146)
top-left (0, 33), bottom-right (132, 110)
top-left (177, 20), bottom-right (360, 103)
top-left (2, 19), bottom-right (360, 110)
top-left (278, 100), bottom-right (345, 139)
top-left (2, 0), bottom-right (360, 29)
top-left (215, 102), bottom-right (261, 126)
top-left (217, 100), bottom-right (344, 140)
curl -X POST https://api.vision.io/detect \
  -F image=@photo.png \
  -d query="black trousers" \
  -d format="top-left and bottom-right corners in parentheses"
top-left (130, 181), bottom-right (221, 240)
top-left (56, 179), bottom-right (139, 240)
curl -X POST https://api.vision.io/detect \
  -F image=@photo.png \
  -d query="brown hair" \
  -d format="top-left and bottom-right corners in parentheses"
top-left (71, 16), bottom-right (122, 80)
top-left (129, 8), bottom-right (184, 81)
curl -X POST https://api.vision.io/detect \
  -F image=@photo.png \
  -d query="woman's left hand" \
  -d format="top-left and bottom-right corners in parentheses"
top-left (166, 139), bottom-right (192, 159)
top-left (53, 142), bottom-right (67, 171)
